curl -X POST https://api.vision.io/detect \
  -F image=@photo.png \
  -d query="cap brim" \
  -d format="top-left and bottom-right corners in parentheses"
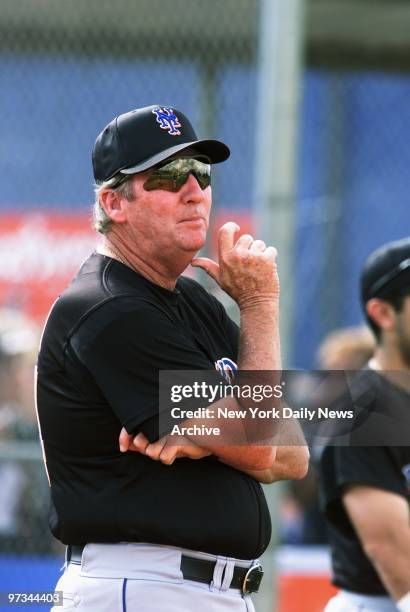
top-left (120, 139), bottom-right (230, 175)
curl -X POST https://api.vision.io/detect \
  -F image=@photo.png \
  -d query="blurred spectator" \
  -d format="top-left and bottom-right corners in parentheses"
top-left (317, 326), bottom-right (375, 371)
top-left (279, 326), bottom-right (375, 545)
top-left (0, 309), bottom-right (39, 435)
top-left (0, 309), bottom-right (53, 553)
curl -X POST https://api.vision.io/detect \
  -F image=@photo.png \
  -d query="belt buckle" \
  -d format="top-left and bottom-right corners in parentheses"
top-left (242, 563), bottom-right (264, 594)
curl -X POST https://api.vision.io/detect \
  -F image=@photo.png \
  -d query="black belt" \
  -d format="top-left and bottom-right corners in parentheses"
top-left (67, 545), bottom-right (263, 595)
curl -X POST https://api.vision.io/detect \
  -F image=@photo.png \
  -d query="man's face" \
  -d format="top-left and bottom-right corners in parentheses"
top-left (121, 164), bottom-right (212, 261)
top-left (395, 295), bottom-right (410, 367)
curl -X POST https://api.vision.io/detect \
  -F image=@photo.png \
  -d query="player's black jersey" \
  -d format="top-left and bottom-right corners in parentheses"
top-left (36, 253), bottom-right (271, 558)
top-left (317, 372), bottom-right (410, 595)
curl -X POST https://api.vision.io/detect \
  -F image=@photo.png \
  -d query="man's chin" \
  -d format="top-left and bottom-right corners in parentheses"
top-left (177, 236), bottom-right (207, 254)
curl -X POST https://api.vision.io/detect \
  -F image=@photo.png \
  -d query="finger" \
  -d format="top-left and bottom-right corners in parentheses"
top-left (119, 427), bottom-right (132, 453)
top-left (235, 234), bottom-right (254, 250)
top-left (218, 222), bottom-right (240, 259)
top-left (159, 445), bottom-right (178, 466)
top-left (132, 432), bottom-right (150, 453)
top-left (145, 437), bottom-right (168, 460)
top-left (191, 257), bottom-right (220, 283)
top-left (249, 240), bottom-right (266, 253)
top-left (261, 246), bottom-right (278, 260)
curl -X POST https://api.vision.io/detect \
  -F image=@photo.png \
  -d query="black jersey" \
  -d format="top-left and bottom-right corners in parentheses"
top-left (317, 371), bottom-right (410, 595)
top-left (36, 253), bottom-right (271, 558)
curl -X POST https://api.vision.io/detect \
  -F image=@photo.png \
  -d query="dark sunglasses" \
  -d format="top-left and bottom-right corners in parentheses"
top-left (143, 157), bottom-right (211, 192)
top-left (368, 258), bottom-right (410, 297)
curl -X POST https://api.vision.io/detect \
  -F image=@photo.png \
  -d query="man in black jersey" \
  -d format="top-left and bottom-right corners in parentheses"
top-left (36, 105), bottom-right (308, 611)
top-left (317, 238), bottom-right (410, 612)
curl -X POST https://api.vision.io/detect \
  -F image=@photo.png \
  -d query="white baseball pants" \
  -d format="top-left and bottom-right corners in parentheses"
top-left (51, 543), bottom-right (258, 612)
top-left (324, 589), bottom-right (399, 611)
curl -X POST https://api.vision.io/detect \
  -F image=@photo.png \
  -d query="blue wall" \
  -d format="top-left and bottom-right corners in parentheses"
top-left (294, 70), bottom-right (410, 366)
top-left (0, 555), bottom-right (62, 611)
top-left (0, 55), bottom-right (200, 208)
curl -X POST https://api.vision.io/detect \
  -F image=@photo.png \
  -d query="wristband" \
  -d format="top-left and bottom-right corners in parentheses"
top-left (397, 593), bottom-right (410, 612)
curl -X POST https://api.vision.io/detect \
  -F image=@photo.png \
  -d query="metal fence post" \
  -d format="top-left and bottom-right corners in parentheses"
top-left (253, 1), bottom-right (306, 610)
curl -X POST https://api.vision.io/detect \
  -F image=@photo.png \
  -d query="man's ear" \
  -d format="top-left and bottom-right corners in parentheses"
top-left (99, 189), bottom-right (127, 224)
top-left (366, 298), bottom-right (396, 333)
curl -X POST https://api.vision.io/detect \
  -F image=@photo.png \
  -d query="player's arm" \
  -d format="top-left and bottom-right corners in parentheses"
top-left (219, 418), bottom-right (309, 483)
top-left (237, 448), bottom-right (309, 483)
top-left (121, 419), bottom-right (309, 483)
top-left (122, 431), bottom-right (308, 483)
top-left (123, 223), bottom-right (307, 472)
top-left (239, 447), bottom-right (309, 483)
top-left (343, 485), bottom-right (410, 602)
top-left (185, 222), bottom-right (283, 469)
top-left (123, 222), bottom-right (283, 471)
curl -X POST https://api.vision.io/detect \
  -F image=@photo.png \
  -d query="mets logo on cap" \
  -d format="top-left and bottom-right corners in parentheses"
top-left (152, 107), bottom-right (181, 136)
top-left (215, 357), bottom-right (238, 384)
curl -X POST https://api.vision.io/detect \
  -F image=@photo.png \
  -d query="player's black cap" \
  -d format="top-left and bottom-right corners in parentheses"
top-left (360, 238), bottom-right (410, 306)
top-left (92, 105), bottom-right (230, 182)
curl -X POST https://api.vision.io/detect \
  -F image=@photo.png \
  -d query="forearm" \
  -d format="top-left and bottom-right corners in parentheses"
top-left (183, 302), bottom-right (282, 468)
top-left (365, 535), bottom-right (410, 601)
top-left (238, 300), bottom-right (281, 371)
top-left (242, 444), bottom-right (309, 483)
top-left (169, 224), bottom-right (284, 469)
top-left (344, 487), bottom-right (410, 603)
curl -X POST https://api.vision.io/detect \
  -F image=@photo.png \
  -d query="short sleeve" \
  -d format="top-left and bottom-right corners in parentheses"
top-left (319, 445), bottom-right (407, 510)
top-left (77, 302), bottom-right (215, 434)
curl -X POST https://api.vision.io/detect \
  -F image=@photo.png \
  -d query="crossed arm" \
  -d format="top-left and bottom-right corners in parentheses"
top-left (119, 416), bottom-right (309, 484)
top-left (119, 222), bottom-right (309, 483)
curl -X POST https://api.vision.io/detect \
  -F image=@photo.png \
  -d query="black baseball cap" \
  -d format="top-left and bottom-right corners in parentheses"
top-left (360, 238), bottom-right (410, 306)
top-left (92, 105), bottom-right (230, 182)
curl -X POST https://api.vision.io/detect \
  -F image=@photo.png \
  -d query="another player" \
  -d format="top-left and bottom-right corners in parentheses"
top-left (317, 239), bottom-right (410, 612)
top-left (36, 105), bottom-right (308, 611)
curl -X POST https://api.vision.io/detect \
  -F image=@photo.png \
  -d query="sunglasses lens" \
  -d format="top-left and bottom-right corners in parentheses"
top-left (143, 175), bottom-right (181, 192)
top-left (194, 171), bottom-right (211, 190)
top-left (143, 158), bottom-right (211, 192)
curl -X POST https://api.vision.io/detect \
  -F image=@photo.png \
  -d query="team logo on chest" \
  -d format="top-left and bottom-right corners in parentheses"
top-left (402, 463), bottom-right (410, 494)
top-left (152, 107), bottom-right (181, 136)
top-left (215, 357), bottom-right (238, 384)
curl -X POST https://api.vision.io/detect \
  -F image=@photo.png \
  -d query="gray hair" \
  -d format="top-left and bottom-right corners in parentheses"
top-left (92, 176), bottom-right (135, 235)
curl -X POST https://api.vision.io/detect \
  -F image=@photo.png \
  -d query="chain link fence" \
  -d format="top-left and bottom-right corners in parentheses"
top-left (294, 67), bottom-right (410, 367)
top-left (0, 0), bottom-right (408, 363)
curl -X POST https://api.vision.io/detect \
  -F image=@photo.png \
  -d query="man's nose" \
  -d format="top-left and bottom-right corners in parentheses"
top-left (181, 172), bottom-right (205, 202)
